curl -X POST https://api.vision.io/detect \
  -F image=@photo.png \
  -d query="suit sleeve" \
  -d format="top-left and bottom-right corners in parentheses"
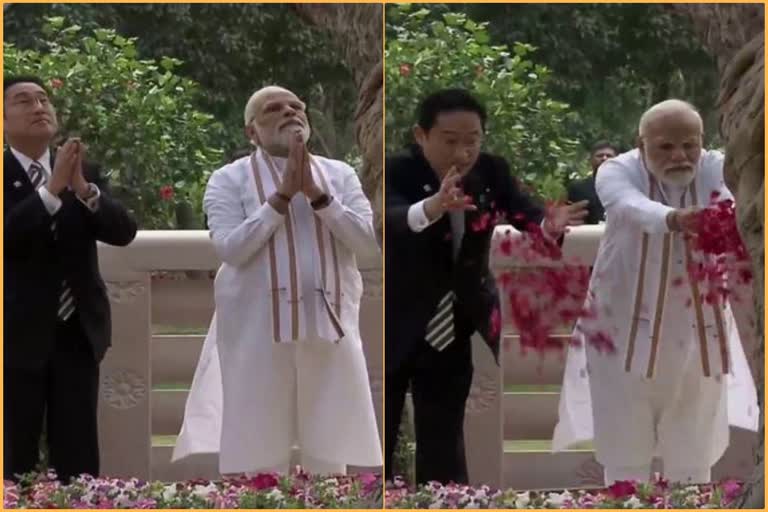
top-left (596, 159), bottom-right (673, 233)
top-left (81, 163), bottom-right (138, 246)
top-left (203, 167), bottom-right (285, 267)
top-left (4, 187), bottom-right (57, 256)
top-left (384, 156), bottom-right (430, 239)
top-left (313, 163), bottom-right (380, 260)
top-left (495, 157), bottom-right (545, 231)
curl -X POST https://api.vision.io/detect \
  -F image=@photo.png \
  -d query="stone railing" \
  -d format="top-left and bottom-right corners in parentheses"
top-left (96, 231), bottom-right (382, 481)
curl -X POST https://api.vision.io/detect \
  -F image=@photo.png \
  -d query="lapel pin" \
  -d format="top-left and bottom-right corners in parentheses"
top-left (13, 181), bottom-right (22, 188)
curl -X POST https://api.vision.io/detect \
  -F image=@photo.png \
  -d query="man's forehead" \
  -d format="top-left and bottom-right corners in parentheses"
top-left (259, 90), bottom-right (303, 109)
top-left (6, 82), bottom-right (47, 98)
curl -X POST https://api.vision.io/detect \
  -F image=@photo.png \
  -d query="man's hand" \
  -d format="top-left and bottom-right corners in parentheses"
top-left (543, 200), bottom-right (589, 236)
top-left (47, 138), bottom-right (78, 196)
top-left (667, 206), bottom-right (701, 233)
top-left (423, 166), bottom-right (477, 221)
top-left (301, 144), bottom-right (324, 201)
top-left (277, 131), bottom-right (304, 199)
top-left (70, 139), bottom-right (94, 198)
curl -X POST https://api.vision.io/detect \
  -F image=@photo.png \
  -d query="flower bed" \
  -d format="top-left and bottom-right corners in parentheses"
top-left (385, 478), bottom-right (743, 509)
top-left (3, 471), bottom-right (382, 509)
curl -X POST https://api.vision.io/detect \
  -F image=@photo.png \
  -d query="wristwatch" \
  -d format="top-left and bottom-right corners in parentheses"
top-left (311, 194), bottom-right (332, 210)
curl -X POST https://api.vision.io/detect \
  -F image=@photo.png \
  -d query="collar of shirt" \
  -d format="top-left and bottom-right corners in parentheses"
top-left (10, 146), bottom-right (52, 179)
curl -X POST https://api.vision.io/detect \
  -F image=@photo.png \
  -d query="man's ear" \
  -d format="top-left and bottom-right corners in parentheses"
top-left (245, 124), bottom-right (260, 146)
top-left (413, 124), bottom-right (426, 146)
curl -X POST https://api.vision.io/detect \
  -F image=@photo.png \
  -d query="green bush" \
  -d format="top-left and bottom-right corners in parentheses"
top-left (4, 17), bottom-right (225, 229)
top-left (386, 6), bottom-right (582, 199)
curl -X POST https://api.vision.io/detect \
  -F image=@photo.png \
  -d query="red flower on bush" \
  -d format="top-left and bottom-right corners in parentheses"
top-left (399, 63), bottom-right (412, 77)
top-left (607, 480), bottom-right (637, 499)
top-left (159, 185), bottom-right (174, 201)
top-left (247, 473), bottom-right (279, 490)
top-left (49, 78), bottom-right (64, 90)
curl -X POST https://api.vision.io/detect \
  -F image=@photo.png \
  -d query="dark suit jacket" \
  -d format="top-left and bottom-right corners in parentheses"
top-left (385, 145), bottom-right (544, 371)
top-left (4, 148), bottom-right (137, 369)
top-left (567, 175), bottom-right (604, 225)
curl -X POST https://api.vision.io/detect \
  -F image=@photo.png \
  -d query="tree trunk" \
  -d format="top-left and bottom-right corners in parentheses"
top-left (673, 4), bottom-right (765, 508)
top-left (291, 4), bottom-right (383, 230)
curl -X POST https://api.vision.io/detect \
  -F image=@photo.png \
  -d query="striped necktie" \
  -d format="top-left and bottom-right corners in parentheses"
top-left (426, 290), bottom-right (455, 351)
top-left (29, 161), bottom-right (76, 322)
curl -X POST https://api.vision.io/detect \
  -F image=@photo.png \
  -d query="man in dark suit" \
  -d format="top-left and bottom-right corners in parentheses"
top-left (566, 141), bottom-right (619, 224)
top-left (4, 76), bottom-right (137, 483)
top-left (385, 89), bottom-right (587, 484)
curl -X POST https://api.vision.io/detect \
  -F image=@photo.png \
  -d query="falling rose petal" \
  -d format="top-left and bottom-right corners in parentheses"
top-left (685, 298), bottom-right (693, 308)
top-left (489, 307), bottom-right (501, 340)
top-left (671, 276), bottom-right (684, 288)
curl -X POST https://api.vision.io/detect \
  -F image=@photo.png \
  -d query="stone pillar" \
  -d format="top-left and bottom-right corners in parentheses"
top-left (98, 271), bottom-right (152, 480)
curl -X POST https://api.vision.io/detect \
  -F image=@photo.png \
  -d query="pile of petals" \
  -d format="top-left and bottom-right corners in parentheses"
top-left (685, 194), bottom-right (754, 306)
top-left (385, 477), bottom-right (744, 509)
top-left (493, 219), bottom-right (614, 356)
top-left (3, 470), bottom-right (382, 509)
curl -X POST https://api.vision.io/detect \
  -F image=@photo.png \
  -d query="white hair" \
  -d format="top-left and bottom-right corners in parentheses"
top-left (243, 85), bottom-right (293, 126)
top-left (638, 99), bottom-right (703, 138)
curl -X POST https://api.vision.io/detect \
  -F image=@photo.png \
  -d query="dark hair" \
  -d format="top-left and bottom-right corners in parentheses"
top-left (4, 75), bottom-right (49, 97)
top-left (417, 88), bottom-right (486, 132)
top-left (590, 140), bottom-right (619, 156)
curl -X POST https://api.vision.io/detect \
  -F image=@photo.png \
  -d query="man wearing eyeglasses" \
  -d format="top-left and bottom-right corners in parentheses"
top-left (4, 75), bottom-right (137, 483)
top-left (385, 88), bottom-right (588, 484)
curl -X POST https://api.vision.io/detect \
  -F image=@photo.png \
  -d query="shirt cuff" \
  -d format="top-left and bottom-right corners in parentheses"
top-left (407, 199), bottom-right (439, 233)
top-left (77, 183), bottom-right (101, 212)
top-left (253, 200), bottom-right (287, 228)
top-left (313, 196), bottom-right (344, 222)
top-left (38, 186), bottom-right (62, 215)
top-left (540, 218), bottom-right (558, 241)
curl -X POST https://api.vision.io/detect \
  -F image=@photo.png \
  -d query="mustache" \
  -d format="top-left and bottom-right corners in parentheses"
top-left (666, 165), bottom-right (694, 173)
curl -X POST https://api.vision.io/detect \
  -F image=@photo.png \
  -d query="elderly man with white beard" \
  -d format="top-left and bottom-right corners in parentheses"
top-left (553, 99), bottom-right (758, 485)
top-left (172, 86), bottom-right (383, 476)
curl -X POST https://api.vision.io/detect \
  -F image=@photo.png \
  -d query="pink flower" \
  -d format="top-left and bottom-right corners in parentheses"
top-left (399, 64), bottom-right (412, 77)
top-left (50, 78), bottom-right (64, 89)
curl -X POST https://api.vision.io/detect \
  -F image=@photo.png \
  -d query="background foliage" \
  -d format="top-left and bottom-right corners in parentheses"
top-left (4, 18), bottom-right (225, 229)
top-left (385, 3), bottom-right (719, 198)
top-left (4, 4), bottom-right (359, 228)
top-left (386, 5), bottom-right (580, 199)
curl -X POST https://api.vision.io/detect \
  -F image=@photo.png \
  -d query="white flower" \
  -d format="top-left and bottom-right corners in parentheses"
top-left (266, 488), bottom-right (285, 502)
top-left (624, 495), bottom-right (643, 508)
top-left (515, 491), bottom-right (531, 508)
top-left (545, 491), bottom-right (569, 507)
top-left (192, 483), bottom-right (216, 498)
top-left (162, 485), bottom-right (177, 501)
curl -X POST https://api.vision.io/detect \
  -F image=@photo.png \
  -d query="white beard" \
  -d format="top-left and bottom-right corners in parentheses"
top-left (642, 152), bottom-right (696, 187)
top-left (657, 169), bottom-right (695, 187)
top-left (276, 124), bottom-right (311, 147)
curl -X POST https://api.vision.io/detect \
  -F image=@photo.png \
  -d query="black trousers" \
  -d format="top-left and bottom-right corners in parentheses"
top-left (385, 334), bottom-right (473, 485)
top-left (4, 314), bottom-right (100, 483)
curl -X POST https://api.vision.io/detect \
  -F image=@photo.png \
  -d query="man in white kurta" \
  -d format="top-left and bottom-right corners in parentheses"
top-left (553, 100), bottom-right (758, 485)
top-left (172, 86), bottom-right (383, 475)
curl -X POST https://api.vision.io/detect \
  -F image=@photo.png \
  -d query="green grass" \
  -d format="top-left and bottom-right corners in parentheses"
top-left (504, 439), bottom-right (593, 453)
top-left (153, 383), bottom-right (191, 391)
top-left (504, 384), bottom-right (561, 393)
top-left (152, 325), bottom-right (208, 335)
top-left (153, 435), bottom-right (178, 447)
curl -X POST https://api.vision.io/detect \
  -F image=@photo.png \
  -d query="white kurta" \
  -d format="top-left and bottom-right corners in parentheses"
top-left (553, 149), bottom-right (758, 476)
top-left (172, 149), bottom-right (383, 474)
